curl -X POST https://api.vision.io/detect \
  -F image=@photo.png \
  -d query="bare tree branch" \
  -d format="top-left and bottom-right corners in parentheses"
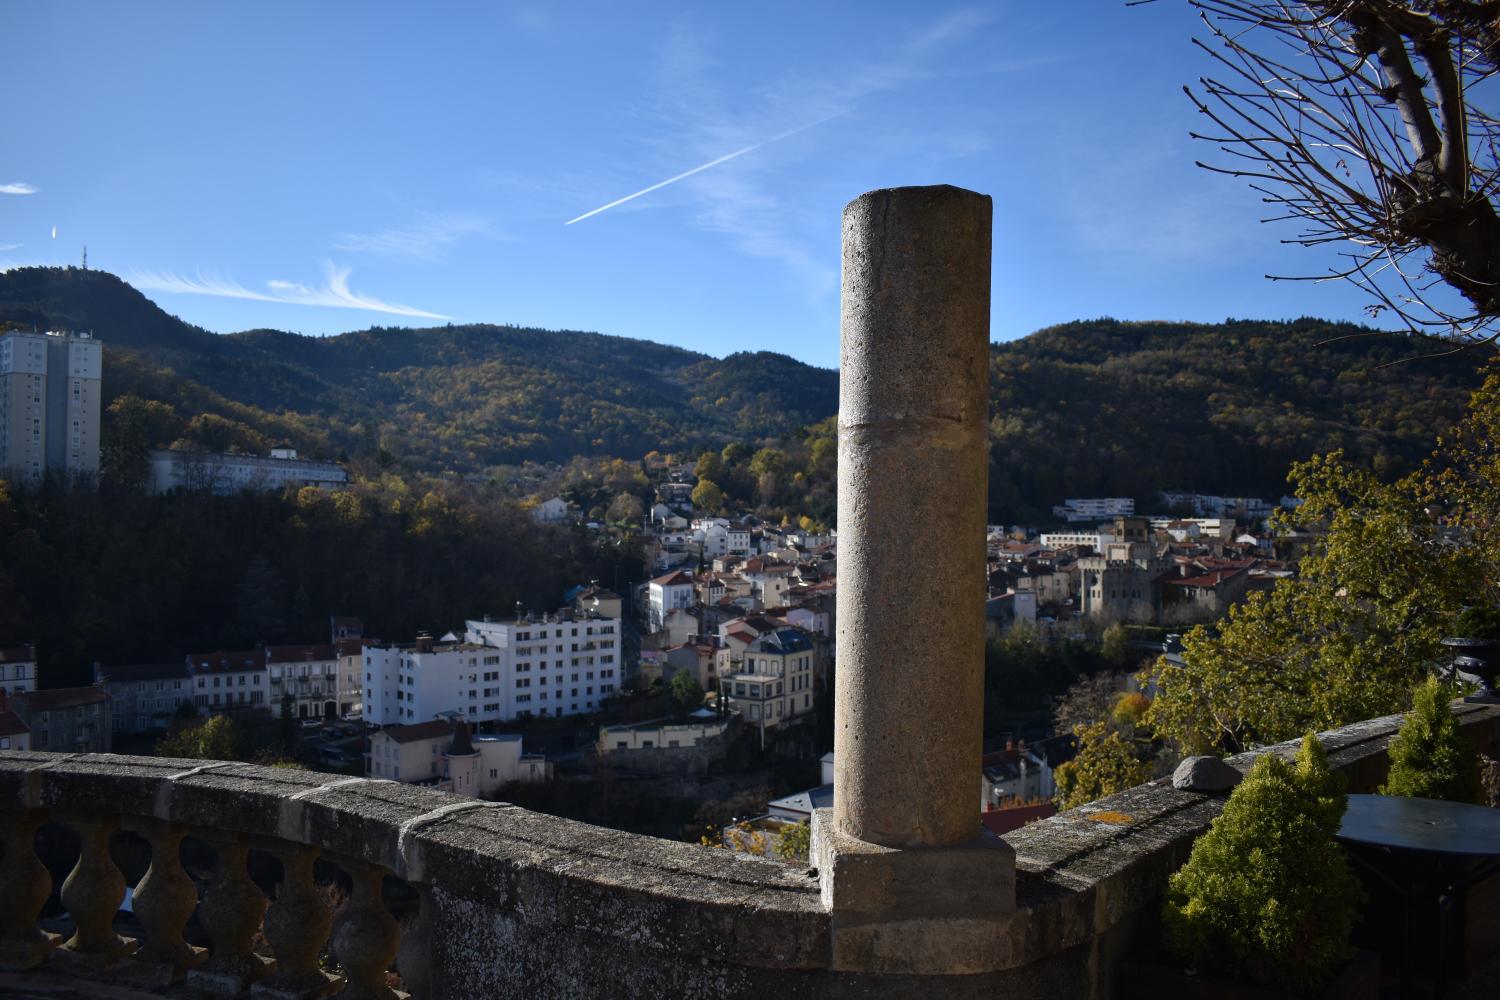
top-left (1167, 1), bottom-right (1500, 344)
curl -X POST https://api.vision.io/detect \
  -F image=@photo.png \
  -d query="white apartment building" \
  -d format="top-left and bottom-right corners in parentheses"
top-left (1038, 530), bottom-right (1109, 550)
top-left (0, 644), bottom-right (37, 696)
top-left (1052, 498), bottom-right (1134, 523)
top-left (363, 608), bottom-right (621, 726)
top-left (0, 330), bottom-right (101, 486)
top-left (647, 570), bottom-right (695, 631)
top-left (186, 649), bottom-right (268, 713)
top-left (691, 518), bottom-right (754, 558)
top-left (149, 447), bottom-right (347, 495)
top-left (1159, 492), bottom-right (1275, 520)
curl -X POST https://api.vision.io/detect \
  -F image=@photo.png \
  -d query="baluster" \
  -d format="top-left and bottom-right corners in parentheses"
top-left (0, 812), bottom-right (58, 970)
top-left (123, 819), bottom-right (203, 983)
top-left (59, 816), bottom-right (136, 968)
top-left (395, 883), bottom-right (432, 1000)
top-left (254, 844), bottom-right (339, 999)
top-left (331, 861), bottom-right (399, 1000)
top-left (188, 836), bottom-right (271, 994)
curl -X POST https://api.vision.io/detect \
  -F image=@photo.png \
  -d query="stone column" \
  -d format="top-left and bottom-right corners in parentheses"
top-left (812, 185), bottom-right (1015, 975)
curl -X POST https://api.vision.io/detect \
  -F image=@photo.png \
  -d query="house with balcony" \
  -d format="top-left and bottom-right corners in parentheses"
top-left (722, 626), bottom-right (818, 743)
top-left (265, 643), bottom-right (340, 720)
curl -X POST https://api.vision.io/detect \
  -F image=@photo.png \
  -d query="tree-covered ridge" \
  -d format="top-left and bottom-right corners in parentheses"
top-left (2, 269), bottom-right (1487, 520)
top-left (0, 268), bottom-right (839, 472)
top-left (986, 317), bottom-right (1483, 521)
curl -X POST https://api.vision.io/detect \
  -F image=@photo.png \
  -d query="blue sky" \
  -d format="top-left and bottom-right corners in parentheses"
top-left (1, 1), bottom-right (1401, 368)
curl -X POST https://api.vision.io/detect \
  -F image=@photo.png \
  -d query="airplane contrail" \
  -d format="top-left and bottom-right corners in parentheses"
top-left (564, 113), bottom-right (843, 226)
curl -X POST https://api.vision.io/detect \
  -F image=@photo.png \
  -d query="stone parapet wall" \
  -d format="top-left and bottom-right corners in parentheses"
top-left (999, 701), bottom-right (1500, 999)
top-left (1, 702), bottom-right (1495, 998)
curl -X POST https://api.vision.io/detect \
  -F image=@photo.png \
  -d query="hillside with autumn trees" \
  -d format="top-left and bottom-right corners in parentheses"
top-left (0, 267), bottom-right (1487, 525)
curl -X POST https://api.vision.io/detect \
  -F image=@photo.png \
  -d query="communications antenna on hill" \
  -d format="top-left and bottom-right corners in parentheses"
top-left (81, 247), bottom-right (87, 270)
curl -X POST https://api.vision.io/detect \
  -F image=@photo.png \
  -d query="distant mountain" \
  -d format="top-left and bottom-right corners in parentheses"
top-left (0, 268), bottom-right (839, 470)
top-left (0, 268), bottom-right (1486, 518)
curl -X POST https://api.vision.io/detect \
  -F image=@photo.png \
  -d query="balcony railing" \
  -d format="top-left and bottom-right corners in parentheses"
top-left (0, 750), bottom-right (827, 998)
top-left (4, 705), bottom-right (1498, 997)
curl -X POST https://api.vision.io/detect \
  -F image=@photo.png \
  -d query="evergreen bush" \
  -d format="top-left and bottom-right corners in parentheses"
top-left (1452, 605), bottom-right (1500, 640)
top-left (1163, 735), bottom-right (1362, 995)
top-left (1380, 675), bottom-right (1481, 803)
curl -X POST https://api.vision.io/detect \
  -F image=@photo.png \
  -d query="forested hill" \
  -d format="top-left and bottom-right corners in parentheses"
top-left (985, 317), bottom-right (1483, 519)
top-left (0, 268), bottom-right (1487, 517)
top-left (0, 267), bottom-right (838, 467)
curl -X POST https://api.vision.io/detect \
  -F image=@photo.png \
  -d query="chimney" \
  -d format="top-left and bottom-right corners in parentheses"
top-left (415, 633), bottom-right (433, 654)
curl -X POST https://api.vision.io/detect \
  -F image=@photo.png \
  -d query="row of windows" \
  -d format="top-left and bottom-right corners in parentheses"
top-left (194, 691), bottom-right (265, 706)
top-left (196, 674), bottom-right (263, 688)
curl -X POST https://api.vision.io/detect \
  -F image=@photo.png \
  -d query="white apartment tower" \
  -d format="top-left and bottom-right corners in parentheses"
top-left (0, 330), bottom-right (102, 486)
top-left (362, 608), bottom-right (621, 727)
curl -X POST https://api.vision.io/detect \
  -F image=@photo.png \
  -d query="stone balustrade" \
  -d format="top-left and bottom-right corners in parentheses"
top-left (0, 703), bottom-right (1495, 999)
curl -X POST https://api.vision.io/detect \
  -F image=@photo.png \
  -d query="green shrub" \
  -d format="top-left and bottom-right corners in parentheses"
top-left (1163, 735), bottom-right (1362, 995)
top-left (1381, 675), bottom-right (1481, 803)
top-left (1053, 720), bottom-right (1152, 812)
top-left (1453, 606), bottom-right (1500, 640)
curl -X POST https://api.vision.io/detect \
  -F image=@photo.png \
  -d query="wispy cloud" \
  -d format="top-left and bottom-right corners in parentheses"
top-left (127, 262), bottom-right (450, 319)
top-left (0, 183), bottom-right (37, 195)
top-left (0, 243), bottom-right (20, 252)
top-left (333, 212), bottom-right (499, 260)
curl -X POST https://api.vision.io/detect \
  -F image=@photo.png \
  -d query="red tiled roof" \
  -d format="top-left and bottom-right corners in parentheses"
top-left (1162, 566), bottom-right (1250, 589)
top-left (335, 638), bottom-right (374, 657)
top-left (0, 710), bottom-right (30, 738)
top-left (17, 686), bottom-right (107, 713)
top-left (651, 570), bottom-right (694, 586)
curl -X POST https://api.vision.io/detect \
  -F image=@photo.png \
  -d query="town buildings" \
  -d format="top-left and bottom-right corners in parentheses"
top-left (0, 329), bottom-right (101, 486)
top-left (363, 606), bottom-right (621, 726)
top-left (148, 446), bottom-right (347, 495)
top-left (186, 649), bottom-right (269, 713)
top-left (366, 719), bottom-right (548, 796)
top-left (646, 569), bottom-right (695, 631)
top-left (10, 685), bottom-right (110, 752)
top-left (722, 626), bottom-right (819, 743)
top-left (265, 644), bottom-right (342, 720)
top-left (1051, 497), bottom-right (1134, 523)
top-left (0, 704), bottom-right (29, 750)
top-left (1076, 516), bottom-right (1170, 623)
top-left (95, 661), bottom-right (192, 736)
top-left (0, 643), bottom-right (37, 695)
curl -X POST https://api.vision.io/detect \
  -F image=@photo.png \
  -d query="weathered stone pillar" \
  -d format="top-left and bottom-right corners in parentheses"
top-left (812, 185), bottom-right (1015, 975)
